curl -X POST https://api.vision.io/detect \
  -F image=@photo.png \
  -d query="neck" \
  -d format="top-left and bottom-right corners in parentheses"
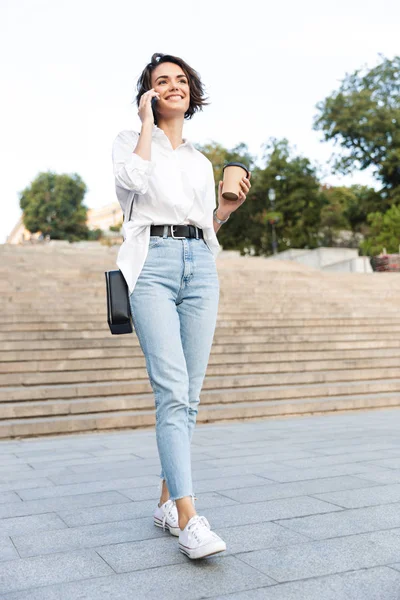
top-left (156, 117), bottom-right (185, 150)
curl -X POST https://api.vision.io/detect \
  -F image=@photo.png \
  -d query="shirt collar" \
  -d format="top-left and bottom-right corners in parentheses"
top-left (152, 124), bottom-right (194, 150)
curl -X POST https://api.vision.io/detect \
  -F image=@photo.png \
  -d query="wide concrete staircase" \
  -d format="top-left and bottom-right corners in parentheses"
top-left (1, 242), bottom-right (400, 439)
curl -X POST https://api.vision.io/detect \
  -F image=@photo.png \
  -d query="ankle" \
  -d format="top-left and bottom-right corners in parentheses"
top-left (159, 479), bottom-right (170, 506)
top-left (179, 510), bottom-right (197, 531)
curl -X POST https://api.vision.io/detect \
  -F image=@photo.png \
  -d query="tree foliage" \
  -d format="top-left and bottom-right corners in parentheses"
top-left (341, 184), bottom-right (384, 233)
top-left (198, 138), bottom-right (324, 255)
top-left (318, 186), bottom-right (351, 246)
top-left (258, 139), bottom-right (324, 253)
top-left (313, 55), bottom-right (400, 194)
top-left (360, 205), bottom-right (400, 256)
top-left (195, 141), bottom-right (258, 253)
top-left (19, 171), bottom-right (89, 242)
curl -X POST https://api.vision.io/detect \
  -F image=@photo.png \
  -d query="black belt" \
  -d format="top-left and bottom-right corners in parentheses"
top-left (150, 224), bottom-right (204, 239)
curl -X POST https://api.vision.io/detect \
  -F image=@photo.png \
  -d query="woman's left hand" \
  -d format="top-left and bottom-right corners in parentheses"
top-left (217, 173), bottom-right (251, 217)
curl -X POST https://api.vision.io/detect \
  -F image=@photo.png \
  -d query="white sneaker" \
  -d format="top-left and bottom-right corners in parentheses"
top-left (178, 514), bottom-right (227, 559)
top-left (153, 498), bottom-right (180, 536)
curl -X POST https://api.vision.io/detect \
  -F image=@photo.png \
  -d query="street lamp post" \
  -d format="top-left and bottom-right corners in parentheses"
top-left (268, 188), bottom-right (278, 255)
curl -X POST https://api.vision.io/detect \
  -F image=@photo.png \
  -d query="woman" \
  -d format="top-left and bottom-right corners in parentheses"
top-left (112, 53), bottom-right (251, 560)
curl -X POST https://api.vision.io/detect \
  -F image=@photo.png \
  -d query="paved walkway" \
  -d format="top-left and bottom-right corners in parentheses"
top-left (2, 409), bottom-right (400, 599)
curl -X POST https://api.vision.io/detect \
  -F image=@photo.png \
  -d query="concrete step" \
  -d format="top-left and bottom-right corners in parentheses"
top-left (2, 282), bottom-right (400, 291)
top-left (2, 338), bottom-right (400, 354)
top-left (1, 355), bottom-right (399, 377)
top-left (2, 322), bottom-right (400, 336)
top-left (2, 244), bottom-right (400, 438)
top-left (1, 380), bottom-right (400, 419)
top-left (3, 288), bottom-right (400, 297)
top-left (2, 298), bottom-right (400, 310)
top-left (1, 328), bottom-right (400, 342)
top-left (1, 370), bottom-right (400, 403)
top-left (4, 315), bottom-right (400, 327)
top-left (1, 364), bottom-right (400, 390)
top-left (2, 348), bottom-right (400, 371)
top-left (1, 391), bottom-right (400, 439)
top-left (8, 294), bottom-right (395, 301)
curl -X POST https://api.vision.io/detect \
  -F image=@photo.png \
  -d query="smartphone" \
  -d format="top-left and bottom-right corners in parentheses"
top-left (151, 96), bottom-right (158, 119)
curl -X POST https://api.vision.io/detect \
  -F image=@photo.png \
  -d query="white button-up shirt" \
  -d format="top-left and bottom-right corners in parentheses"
top-left (112, 125), bottom-right (222, 294)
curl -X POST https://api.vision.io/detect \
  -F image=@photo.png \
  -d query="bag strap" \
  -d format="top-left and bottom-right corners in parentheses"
top-left (122, 194), bottom-right (137, 241)
top-left (123, 193), bottom-right (136, 225)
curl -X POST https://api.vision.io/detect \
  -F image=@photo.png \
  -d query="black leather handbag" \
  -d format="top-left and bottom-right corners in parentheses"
top-left (105, 269), bottom-right (132, 334)
top-left (105, 194), bottom-right (136, 335)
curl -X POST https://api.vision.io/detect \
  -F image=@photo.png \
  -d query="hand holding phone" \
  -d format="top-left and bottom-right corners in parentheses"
top-left (137, 89), bottom-right (160, 125)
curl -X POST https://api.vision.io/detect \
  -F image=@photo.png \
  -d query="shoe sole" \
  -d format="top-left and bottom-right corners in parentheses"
top-left (179, 540), bottom-right (227, 560)
top-left (154, 516), bottom-right (180, 537)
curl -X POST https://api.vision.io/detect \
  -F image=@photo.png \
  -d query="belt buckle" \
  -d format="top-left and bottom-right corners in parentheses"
top-left (171, 225), bottom-right (186, 239)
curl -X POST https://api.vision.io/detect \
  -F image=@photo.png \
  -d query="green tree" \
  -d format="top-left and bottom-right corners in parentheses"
top-left (196, 141), bottom-right (258, 253)
top-left (360, 204), bottom-right (400, 255)
top-left (319, 186), bottom-right (351, 246)
top-left (109, 221), bottom-right (123, 232)
top-left (19, 171), bottom-right (89, 242)
top-left (195, 141), bottom-right (254, 187)
top-left (88, 228), bottom-right (103, 240)
top-left (313, 55), bottom-right (400, 195)
top-left (198, 138), bottom-right (325, 255)
top-left (342, 185), bottom-right (384, 233)
top-left (252, 139), bottom-right (324, 255)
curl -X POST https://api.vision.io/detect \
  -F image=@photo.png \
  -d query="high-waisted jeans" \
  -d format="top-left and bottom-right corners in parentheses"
top-left (129, 233), bottom-right (220, 501)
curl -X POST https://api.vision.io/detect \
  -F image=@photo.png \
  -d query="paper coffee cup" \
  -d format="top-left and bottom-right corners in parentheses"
top-left (222, 162), bottom-right (249, 201)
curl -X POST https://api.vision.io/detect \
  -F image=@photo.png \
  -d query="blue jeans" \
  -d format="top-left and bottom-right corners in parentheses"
top-left (129, 234), bottom-right (220, 501)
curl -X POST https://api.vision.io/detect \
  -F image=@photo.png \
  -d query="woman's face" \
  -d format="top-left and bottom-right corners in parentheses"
top-left (150, 62), bottom-right (190, 120)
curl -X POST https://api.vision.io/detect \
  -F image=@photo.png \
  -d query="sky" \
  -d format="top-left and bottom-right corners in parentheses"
top-left (2, 0), bottom-right (399, 243)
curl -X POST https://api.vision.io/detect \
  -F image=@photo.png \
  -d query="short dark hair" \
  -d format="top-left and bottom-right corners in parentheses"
top-left (134, 53), bottom-right (209, 124)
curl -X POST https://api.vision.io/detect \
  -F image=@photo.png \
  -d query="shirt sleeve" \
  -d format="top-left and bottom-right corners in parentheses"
top-left (112, 130), bottom-right (154, 194)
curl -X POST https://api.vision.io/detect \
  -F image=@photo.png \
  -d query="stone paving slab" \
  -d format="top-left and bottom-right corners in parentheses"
top-left (237, 529), bottom-right (400, 582)
top-left (11, 517), bottom-right (162, 557)
top-left (21, 450), bottom-right (213, 471)
top-left (2, 556), bottom-right (274, 599)
top-left (0, 491), bottom-right (21, 504)
top-left (0, 491), bottom-right (130, 520)
top-left (213, 566), bottom-right (400, 599)
top-left (354, 470), bottom-right (400, 485)
top-left (0, 512), bottom-right (67, 537)
top-left (312, 481), bottom-right (400, 508)
top-left (0, 550), bottom-right (113, 595)
top-left (366, 456), bottom-right (400, 469)
top-left (15, 474), bottom-right (162, 501)
top-left (0, 465), bottom-right (34, 475)
top-left (275, 502), bottom-right (400, 539)
top-left (2, 408), bottom-right (400, 598)
top-left (187, 495), bottom-right (342, 529)
top-left (0, 477), bottom-right (54, 493)
top-left (252, 461), bottom-right (392, 482)
top-left (0, 536), bottom-right (19, 561)
top-left (0, 467), bottom-right (72, 483)
top-left (216, 474), bottom-right (377, 503)
top-left (57, 492), bottom-right (239, 528)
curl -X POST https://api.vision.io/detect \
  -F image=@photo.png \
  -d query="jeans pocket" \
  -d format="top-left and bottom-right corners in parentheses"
top-left (202, 239), bottom-right (214, 255)
top-left (149, 235), bottom-right (162, 249)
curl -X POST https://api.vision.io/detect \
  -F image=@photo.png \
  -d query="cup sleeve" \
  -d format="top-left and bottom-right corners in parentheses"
top-left (112, 130), bottom-right (154, 194)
